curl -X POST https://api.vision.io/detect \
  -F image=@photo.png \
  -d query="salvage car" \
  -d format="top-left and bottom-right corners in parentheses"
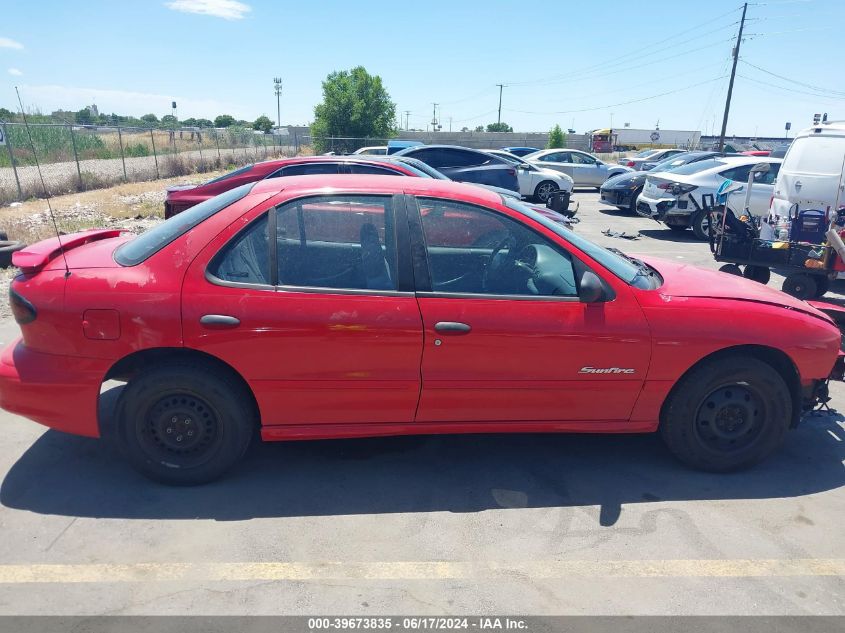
top-left (393, 145), bottom-right (520, 192)
top-left (600, 151), bottom-right (725, 214)
top-left (621, 148), bottom-right (686, 171)
top-left (163, 156), bottom-right (430, 218)
top-left (485, 149), bottom-right (575, 203)
top-left (523, 149), bottom-right (632, 188)
top-left (637, 156), bottom-right (782, 240)
top-left (3, 175), bottom-right (841, 485)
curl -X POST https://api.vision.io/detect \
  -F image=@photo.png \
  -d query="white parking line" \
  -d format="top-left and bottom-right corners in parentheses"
top-left (0, 559), bottom-right (843, 583)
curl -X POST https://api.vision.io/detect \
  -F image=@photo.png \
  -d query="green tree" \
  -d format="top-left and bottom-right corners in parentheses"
top-left (140, 113), bottom-right (158, 124)
top-left (474, 125), bottom-right (484, 132)
top-left (195, 118), bottom-right (214, 128)
top-left (214, 114), bottom-right (236, 128)
top-left (547, 124), bottom-right (565, 149)
top-left (486, 122), bottom-right (513, 132)
top-left (0, 107), bottom-right (15, 121)
top-left (253, 115), bottom-right (274, 133)
top-left (161, 114), bottom-right (178, 126)
top-left (182, 117), bottom-right (198, 127)
top-left (75, 108), bottom-right (93, 125)
top-left (311, 66), bottom-right (396, 153)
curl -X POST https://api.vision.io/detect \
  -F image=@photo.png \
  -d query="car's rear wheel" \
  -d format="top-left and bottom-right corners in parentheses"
top-left (661, 355), bottom-right (791, 472)
top-left (534, 180), bottom-right (559, 203)
top-left (814, 276), bottom-right (830, 297)
top-left (116, 362), bottom-right (256, 485)
top-left (691, 210), bottom-right (710, 240)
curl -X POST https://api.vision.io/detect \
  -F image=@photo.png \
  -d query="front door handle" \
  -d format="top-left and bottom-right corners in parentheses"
top-left (200, 314), bottom-right (241, 329)
top-left (795, 180), bottom-right (802, 190)
top-left (434, 321), bottom-right (471, 334)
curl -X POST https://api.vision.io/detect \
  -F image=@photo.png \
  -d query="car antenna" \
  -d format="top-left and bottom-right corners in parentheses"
top-left (14, 86), bottom-right (71, 278)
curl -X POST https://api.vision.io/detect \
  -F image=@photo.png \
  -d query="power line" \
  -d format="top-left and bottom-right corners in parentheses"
top-left (503, 75), bottom-right (727, 115)
top-left (739, 59), bottom-right (845, 96)
top-left (737, 73), bottom-right (845, 100)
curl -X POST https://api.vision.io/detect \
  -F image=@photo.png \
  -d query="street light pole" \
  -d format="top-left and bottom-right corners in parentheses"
top-left (274, 77), bottom-right (283, 129)
top-left (496, 84), bottom-right (504, 125)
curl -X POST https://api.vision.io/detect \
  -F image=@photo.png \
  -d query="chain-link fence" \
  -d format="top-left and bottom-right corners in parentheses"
top-left (0, 121), bottom-right (301, 205)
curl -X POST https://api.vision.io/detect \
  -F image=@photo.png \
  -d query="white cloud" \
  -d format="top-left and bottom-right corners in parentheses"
top-left (7, 68), bottom-right (23, 76)
top-left (0, 37), bottom-right (23, 50)
top-left (18, 84), bottom-right (244, 120)
top-left (164, 0), bottom-right (251, 20)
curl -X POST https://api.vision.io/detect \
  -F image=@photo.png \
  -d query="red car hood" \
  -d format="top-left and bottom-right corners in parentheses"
top-left (638, 256), bottom-right (830, 320)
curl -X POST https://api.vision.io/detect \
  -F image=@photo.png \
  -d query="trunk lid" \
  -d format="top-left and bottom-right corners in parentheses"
top-left (12, 229), bottom-right (132, 274)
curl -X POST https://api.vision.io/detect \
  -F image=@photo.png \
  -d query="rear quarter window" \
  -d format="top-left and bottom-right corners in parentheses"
top-left (115, 184), bottom-right (254, 266)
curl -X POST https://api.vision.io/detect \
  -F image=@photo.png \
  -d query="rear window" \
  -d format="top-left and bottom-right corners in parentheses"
top-left (115, 184), bottom-right (254, 266)
top-left (203, 164), bottom-right (253, 185)
top-left (784, 136), bottom-right (845, 175)
top-left (665, 158), bottom-right (727, 175)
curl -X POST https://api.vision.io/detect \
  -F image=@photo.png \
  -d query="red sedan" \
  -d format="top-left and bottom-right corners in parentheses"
top-left (164, 155), bottom-right (427, 218)
top-left (4, 175), bottom-right (842, 484)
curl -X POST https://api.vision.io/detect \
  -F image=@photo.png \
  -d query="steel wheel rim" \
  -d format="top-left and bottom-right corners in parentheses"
top-left (694, 384), bottom-right (764, 453)
top-left (137, 392), bottom-right (222, 468)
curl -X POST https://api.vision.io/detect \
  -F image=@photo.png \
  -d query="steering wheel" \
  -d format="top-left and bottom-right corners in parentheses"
top-left (482, 235), bottom-right (516, 293)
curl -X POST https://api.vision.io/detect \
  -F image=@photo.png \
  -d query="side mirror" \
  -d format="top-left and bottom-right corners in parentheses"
top-left (579, 271), bottom-right (605, 303)
top-left (595, 161), bottom-right (604, 167)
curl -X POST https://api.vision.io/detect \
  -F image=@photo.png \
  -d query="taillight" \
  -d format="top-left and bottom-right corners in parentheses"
top-left (657, 182), bottom-right (697, 195)
top-left (626, 161), bottom-right (635, 167)
top-left (9, 287), bottom-right (36, 325)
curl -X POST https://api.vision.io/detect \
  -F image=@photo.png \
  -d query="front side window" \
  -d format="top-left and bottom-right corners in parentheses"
top-left (277, 195), bottom-right (397, 291)
top-left (570, 152), bottom-right (597, 165)
top-left (538, 152), bottom-right (569, 163)
top-left (346, 164), bottom-right (402, 176)
top-left (418, 198), bottom-right (577, 297)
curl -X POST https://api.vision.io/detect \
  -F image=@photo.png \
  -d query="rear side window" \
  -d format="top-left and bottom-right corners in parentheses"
top-left (346, 164), bottom-right (402, 175)
top-left (115, 184), bottom-right (254, 266)
top-left (268, 163), bottom-right (340, 178)
top-left (208, 214), bottom-right (270, 285)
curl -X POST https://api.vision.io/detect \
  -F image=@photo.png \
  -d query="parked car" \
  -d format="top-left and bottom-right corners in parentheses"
top-left (771, 120), bottom-right (845, 220)
top-left (523, 149), bottom-right (632, 188)
top-left (501, 146), bottom-right (541, 157)
top-left (636, 156), bottom-right (782, 239)
top-left (164, 156), bottom-right (430, 218)
top-left (485, 149), bottom-right (575, 202)
top-left (741, 150), bottom-right (771, 157)
top-left (5, 174), bottom-right (840, 484)
top-left (394, 145), bottom-right (520, 192)
top-left (600, 151), bottom-right (726, 214)
top-left (387, 139), bottom-right (423, 154)
top-left (352, 146), bottom-right (388, 155)
top-left (620, 148), bottom-right (686, 171)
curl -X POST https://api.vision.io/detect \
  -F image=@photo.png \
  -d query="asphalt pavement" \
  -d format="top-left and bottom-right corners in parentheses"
top-left (0, 190), bottom-right (843, 616)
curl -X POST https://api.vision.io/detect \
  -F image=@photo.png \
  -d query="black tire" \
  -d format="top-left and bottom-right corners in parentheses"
top-left (661, 355), bottom-right (791, 472)
top-left (533, 180), bottom-right (559, 203)
top-left (0, 240), bottom-right (25, 268)
top-left (115, 362), bottom-right (256, 485)
top-left (743, 265), bottom-right (771, 285)
top-left (814, 276), bottom-right (830, 297)
top-left (719, 264), bottom-right (742, 276)
top-left (627, 188), bottom-right (643, 214)
top-left (668, 225), bottom-right (688, 232)
top-left (782, 274), bottom-right (817, 300)
top-left (691, 210), bottom-right (710, 241)
top-left (0, 231), bottom-right (8, 241)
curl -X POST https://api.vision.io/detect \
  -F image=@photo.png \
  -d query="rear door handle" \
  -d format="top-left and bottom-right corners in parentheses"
top-left (200, 314), bottom-right (241, 329)
top-left (434, 321), bottom-right (471, 334)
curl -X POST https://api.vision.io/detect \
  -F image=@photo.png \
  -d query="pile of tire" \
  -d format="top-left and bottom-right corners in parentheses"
top-left (0, 231), bottom-right (24, 269)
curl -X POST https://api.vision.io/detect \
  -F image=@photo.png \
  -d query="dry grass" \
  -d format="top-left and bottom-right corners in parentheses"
top-left (0, 171), bottom-right (226, 244)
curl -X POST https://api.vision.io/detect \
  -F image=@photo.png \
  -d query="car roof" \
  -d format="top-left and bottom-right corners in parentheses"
top-left (249, 173), bottom-right (505, 205)
top-left (399, 144), bottom-right (488, 153)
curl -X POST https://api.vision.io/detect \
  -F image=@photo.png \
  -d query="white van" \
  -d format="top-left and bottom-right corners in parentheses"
top-left (771, 121), bottom-right (845, 218)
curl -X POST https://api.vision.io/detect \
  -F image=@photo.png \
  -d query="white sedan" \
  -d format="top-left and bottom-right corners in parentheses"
top-left (484, 149), bottom-right (574, 202)
top-left (523, 149), bottom-right (632, 188)
top-left (636, 155), bottom-right (782, 240)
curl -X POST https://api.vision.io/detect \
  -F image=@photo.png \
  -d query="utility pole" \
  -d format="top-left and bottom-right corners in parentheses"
top-left (404, 110), bottom-right (411, 131)
top-left (496, 84), bottom-right (504, 125)
top-left (449, 116), bottom-right (452, 132)
top-left (274, 78), bottom-right (283, 130)
top-left (718, 2), bottom-right (747, 152)
top-left (432, 103), bottom-right (439, 131)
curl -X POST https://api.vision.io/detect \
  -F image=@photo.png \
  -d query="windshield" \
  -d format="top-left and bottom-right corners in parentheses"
top-left (393, 157), bottom-right (450, 180)
top-left (649, 153), bottom-right (699, 172)
top-left (634, 149), bottom-right (659, 158)
top-left (203, 164), bottom-right (254, 185)
top-left (503, 197), bottom-right (642, 284)
top-left (490, 151), bottom-right (525, 166)
top-left (115, 184), bottom-right (255, 266)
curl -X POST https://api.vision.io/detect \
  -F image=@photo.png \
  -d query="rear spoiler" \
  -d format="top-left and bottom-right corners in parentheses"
top-left (12, 229), bottom-right (128, 274)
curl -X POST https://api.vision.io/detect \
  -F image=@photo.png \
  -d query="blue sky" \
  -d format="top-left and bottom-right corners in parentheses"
top-left (1, 0), bottom-right (843, 136)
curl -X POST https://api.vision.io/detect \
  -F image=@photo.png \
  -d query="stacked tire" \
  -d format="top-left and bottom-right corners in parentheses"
top-left (0, 233), bottom-right (24, 268)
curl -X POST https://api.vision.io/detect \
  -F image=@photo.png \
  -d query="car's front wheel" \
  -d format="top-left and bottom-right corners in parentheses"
top-left (116, 362), bottom-right (256, 485)
top-left (660, 355), bottom-right (791, 472)
top-left (691, 210), bottom-right (710, 240)
top-left (534, 180), bottom-right (559, 203)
